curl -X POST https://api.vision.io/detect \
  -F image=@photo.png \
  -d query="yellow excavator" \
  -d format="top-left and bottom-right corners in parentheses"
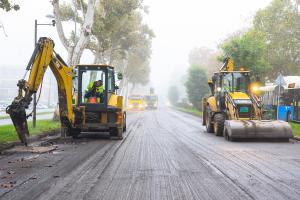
top-left (202, 57), bottom-right (293, 141)
top-left (6, 37), bottom-right (126, 145)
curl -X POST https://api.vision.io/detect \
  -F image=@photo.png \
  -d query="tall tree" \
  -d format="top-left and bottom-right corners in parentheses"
top-left (52, 0), bottom-right (96, 65)
top-left (219, 29), bottom-right (271, 79)
top-left (185, 65), bottom-right (209, 110)
top-left (253, 0), bottom-right (300, 76)
top-left (90, 0), bottom-right (144, 64)
top-left (0, 0), bottom-right (19, 11)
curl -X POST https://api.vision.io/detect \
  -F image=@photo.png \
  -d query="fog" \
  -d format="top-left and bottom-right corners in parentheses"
top-left (0, 0), bottom-right (272, 104)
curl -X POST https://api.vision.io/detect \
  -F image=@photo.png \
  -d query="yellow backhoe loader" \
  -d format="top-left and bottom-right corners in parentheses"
top-left (6, 37), bottom-right (126, 145)
top-left (202, 57), bottom-right (293, 141)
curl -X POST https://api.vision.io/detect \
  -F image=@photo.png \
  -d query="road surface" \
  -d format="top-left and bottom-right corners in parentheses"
top-left (0, 107), bottom-right (300, 200)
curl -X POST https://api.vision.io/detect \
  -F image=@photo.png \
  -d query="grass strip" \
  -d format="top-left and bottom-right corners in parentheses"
top-left (289, 122), bottom-right (300, 137)
top-left (0, 119), bottom-right (60, 144)
top-left (175, 106), bottom-right (203, 117)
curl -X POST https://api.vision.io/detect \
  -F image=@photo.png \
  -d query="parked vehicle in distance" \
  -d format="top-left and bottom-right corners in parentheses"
top-left (144, 95), bottom-right (158, 109)
top-left (127, 95), bottom-right (146, 111)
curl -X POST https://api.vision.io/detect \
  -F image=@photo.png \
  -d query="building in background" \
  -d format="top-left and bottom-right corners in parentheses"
top-left (0, 66), bottom-right (57, 107)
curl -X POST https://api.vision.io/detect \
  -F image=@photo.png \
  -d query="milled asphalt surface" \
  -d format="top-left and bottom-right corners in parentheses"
top-left (0, 107), bottom-right (300, 200)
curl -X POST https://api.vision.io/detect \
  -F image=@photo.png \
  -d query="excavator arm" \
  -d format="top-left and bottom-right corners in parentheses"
top-left (6, 37), bottom-right (74, 145)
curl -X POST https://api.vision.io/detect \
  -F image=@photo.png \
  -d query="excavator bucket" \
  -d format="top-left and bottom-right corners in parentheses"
top-left (6, 102), bottom-right (30, 146)
top-left (224, 120), bottom-right (293, 141)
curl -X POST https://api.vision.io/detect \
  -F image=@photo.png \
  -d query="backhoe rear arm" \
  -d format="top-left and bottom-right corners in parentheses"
top-left (6, 37), bottom-right (74, 145)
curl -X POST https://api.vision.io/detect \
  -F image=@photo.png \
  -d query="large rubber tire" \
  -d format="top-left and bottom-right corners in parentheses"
top-left (110, 128), bottom-right (123, 140)
top-left (71, 129), bottom-right (81, 139)
top-left (213, 113), bottom-right (225, 136)
top-left (206, 106), bottom-right (214, 133)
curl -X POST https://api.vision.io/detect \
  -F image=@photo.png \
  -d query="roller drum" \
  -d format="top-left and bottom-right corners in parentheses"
top-left (224, 120), bottom-right (293, 139)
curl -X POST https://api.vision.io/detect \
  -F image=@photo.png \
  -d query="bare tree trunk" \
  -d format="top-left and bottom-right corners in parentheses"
top-left (70, 0), bottom-right (96, 66)
top-left (52, 0), bottom-right (96, 66)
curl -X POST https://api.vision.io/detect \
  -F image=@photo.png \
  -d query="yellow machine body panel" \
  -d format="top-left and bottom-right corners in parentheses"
top-left (229, 92), bottom-right (250, 100)
top-left (206, 96), bottom-right (217, 112)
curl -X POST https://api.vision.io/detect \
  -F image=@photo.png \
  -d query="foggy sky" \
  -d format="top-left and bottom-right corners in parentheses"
top-left (0, 0), bottom-right (272, 95)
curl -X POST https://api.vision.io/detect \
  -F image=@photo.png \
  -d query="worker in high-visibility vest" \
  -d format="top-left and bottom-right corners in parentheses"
top-left (84, 80), bottom-right (104, 103)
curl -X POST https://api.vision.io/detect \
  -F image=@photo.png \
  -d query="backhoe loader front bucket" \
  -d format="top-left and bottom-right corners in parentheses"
top-left (224, 120), bottom-right (293, 141)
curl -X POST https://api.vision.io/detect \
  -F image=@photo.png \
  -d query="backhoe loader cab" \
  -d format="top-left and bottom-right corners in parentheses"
top-left (72, 65), bottom-right (126, 139)
top-left (202, 57), bottom-right (293, 141)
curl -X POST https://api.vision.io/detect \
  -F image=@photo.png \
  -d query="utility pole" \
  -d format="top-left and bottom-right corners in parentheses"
top-left (48, 77), bottom-right (52, 107)
top-left (33, 19), bottom-right (38, 128)
top-left (32, 19), bottom-right (56, 128)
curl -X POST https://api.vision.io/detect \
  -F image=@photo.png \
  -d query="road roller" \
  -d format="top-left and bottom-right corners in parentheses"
top-left (202, 57), bottom-right (293, 141)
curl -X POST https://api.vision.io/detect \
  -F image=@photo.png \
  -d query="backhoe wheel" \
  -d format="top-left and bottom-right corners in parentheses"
top-left (110, 128), bottom-right (123, 140)
top-left (214, 113), bottom-right (225, 136)
top-left (205, 106), bottom-right (214, 133)
top-left (61, 127), bottom-right (69, 138)
top-left (71, 129), bottom-right (81, 139)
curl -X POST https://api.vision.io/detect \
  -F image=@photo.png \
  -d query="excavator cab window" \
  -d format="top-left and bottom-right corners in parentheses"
top-left (220, 72), bottom-right (250, 93)
top-left (81, 69), bottom-right (106, 104)
top-left (234, 72), bottom-right (249, 93)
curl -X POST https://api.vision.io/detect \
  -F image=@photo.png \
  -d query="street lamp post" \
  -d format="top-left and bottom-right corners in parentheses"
top-left (32, 19), bottom-right (55, 128)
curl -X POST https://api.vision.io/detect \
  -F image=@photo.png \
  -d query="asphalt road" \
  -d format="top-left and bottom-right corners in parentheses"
top-left (0, 107), bottom-right (300, 200)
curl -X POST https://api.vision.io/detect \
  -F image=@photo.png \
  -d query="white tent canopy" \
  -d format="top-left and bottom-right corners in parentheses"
top-left (260, 76), bottom-right (300, 92)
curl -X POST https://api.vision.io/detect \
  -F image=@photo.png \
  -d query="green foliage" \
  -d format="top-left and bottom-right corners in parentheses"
top-left (220, 29), bottom-right (271, 79)
top-left (185, 65), bottom-right (209, 110)
top-left (90, 0), bottom-right (154, 85)
top-left (168, 85), bottom-right (179, 105)
top-left (0, 0), bottom-right (19, 11)
top-left (54, 0), bottom-right (153, 86)
top-left (175, 106), bottom-right (203, 117)
top-left (253, 0), bottom-right (300, 77)
top-left (0, 120), bottom-right (60, 144)
top-left (290, 122), bottom-right (300, 136)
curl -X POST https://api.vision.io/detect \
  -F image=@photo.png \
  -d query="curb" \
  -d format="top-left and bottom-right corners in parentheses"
top-left (292, 136), bottom-right (300, 141)
top-left (0, 129), bottom-right (60, 152)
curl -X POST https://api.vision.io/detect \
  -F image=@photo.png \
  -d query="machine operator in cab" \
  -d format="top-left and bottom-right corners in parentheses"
top-left (84, 80), bottom-right (104, 103)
